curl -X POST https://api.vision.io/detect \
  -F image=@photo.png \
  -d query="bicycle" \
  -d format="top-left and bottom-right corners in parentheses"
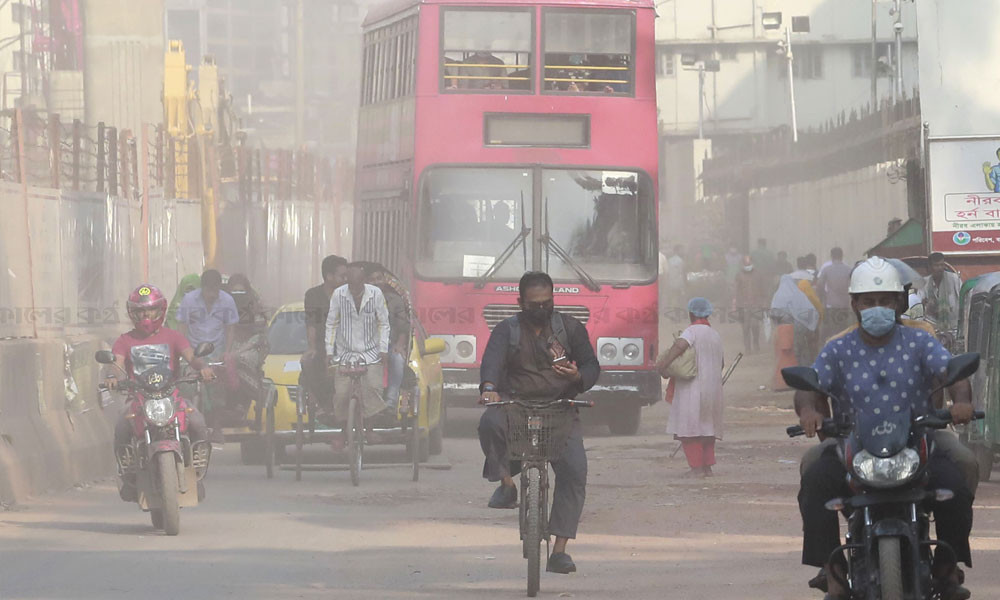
top-left (486, 397), bottom-right (592, 598)
top-left (338, 360), bottom-right (369, 487)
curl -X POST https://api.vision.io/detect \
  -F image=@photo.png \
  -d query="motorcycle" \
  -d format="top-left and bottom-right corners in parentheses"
top-left (784, 352), bottom-right (982, 600)
top-left (96, 344), bottom-right (215, 536)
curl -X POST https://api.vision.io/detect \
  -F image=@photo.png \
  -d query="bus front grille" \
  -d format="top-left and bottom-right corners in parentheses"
top-left (482, 304), bottom-right (591, 329)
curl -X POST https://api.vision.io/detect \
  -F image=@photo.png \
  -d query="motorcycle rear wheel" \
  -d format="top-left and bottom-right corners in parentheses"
top-left (878, 536), bottom-right (904, 600)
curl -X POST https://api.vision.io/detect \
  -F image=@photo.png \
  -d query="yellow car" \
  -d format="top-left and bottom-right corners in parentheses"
top-left (234, 301), bottom-right (447, 463)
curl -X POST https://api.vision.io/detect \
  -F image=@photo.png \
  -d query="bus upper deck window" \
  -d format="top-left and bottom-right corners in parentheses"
top-left (543, 9), bottom-right (635, 96)
top-left (441, 9), bottom-right (533, 93)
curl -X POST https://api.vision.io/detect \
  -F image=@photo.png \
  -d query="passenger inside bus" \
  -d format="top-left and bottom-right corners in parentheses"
top-left (487, 202), bottom-right (515, 241)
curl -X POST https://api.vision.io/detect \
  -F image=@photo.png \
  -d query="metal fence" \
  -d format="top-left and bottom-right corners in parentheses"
top-left (0, 108), bottom-right (353, 337)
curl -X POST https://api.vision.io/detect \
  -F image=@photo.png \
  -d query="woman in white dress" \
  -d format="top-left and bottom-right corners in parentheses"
top-left (657, 297), bottom-right (725, 478)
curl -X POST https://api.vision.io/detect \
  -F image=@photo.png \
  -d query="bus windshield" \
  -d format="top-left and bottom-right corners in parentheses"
top-left (542, 169), bottom-right (655, 282)
top-left (417, 167), bottom-right (656, 283)
top-left (417, 167), bottom-right (533, 280)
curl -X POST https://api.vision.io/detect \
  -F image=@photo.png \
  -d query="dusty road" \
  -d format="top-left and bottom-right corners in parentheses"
top-left (4, 336), bottom-right (1000, 599)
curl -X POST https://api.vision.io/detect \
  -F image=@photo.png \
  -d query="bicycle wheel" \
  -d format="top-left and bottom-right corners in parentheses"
top-left (264, 398), bottom-right (276, 480)
top-left (295, 401), bottom-right (304, 481)
top-left (526, 467), bottom-right (541, 597)
top-left (410, 417), bottom-right (420, 482)
top-left (347, 396), bottom-right (363, 487)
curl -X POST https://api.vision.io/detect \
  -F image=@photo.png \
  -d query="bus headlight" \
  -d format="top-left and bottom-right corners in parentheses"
top-left (597, 338), bottom-right (645, 366)
top-left (456, 340), bottom-right (475, 360)
top-left (429, 335), bottom-right (476, 364)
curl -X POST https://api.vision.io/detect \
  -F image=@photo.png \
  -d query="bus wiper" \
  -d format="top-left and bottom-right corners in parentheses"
top-left (539, 234), bottom-right (601, 292)
top-left (541, 196), bottom-right (601, 292)
top-left (474, 226), bottom-right (531, 289)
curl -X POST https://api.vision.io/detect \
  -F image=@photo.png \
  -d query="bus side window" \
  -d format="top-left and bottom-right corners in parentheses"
top-left (441, 9), bottom-right (533, 93)
top-left (542, 9), bottom-right (635, 96)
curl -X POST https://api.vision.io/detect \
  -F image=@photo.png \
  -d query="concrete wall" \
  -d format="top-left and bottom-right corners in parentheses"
top-left (83, 0), bottom-right (166, 133)
top-left (0, 182), bottom-right (204, 338)
top-left (0, 336), bottom-right (116, 505)
top-left (748, 162), bottom-right (909, 264)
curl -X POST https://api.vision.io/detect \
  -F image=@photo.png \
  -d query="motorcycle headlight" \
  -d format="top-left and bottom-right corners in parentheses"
top-left (851, 448), bottom-right (921, 488)
top-left (144, 398), bottom-right (176, 427)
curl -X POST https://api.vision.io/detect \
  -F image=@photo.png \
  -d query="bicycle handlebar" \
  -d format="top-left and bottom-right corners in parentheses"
top-left (485, 398), bottom-right (594, 409)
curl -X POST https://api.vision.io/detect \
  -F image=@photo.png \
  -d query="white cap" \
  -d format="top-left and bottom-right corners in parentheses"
top-left (849, 257), bottom-right (905, 294)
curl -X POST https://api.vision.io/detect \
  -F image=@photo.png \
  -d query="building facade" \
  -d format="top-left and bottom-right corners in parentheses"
top-left (656, 0), bottom-right (918, 137)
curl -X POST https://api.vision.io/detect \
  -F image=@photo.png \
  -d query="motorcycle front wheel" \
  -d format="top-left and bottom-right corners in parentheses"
top-left (157, 453), bottom-right (181, 536)
top-left (878, 536), bottom-right (904, 600)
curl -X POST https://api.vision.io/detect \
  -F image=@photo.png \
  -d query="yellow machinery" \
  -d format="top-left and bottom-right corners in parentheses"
top-left (163, 40), bottom-right (219, 268)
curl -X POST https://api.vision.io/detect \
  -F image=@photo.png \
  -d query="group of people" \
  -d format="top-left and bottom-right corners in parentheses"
top-left (299, 255), bottom-right (413, 448)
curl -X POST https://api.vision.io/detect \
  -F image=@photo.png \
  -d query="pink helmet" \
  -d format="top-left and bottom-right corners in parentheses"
top-left (127, 284), bottom-right (168, 335)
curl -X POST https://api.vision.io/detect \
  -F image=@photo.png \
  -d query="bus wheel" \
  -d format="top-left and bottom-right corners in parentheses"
top-left (608, 402), bottom-right (641, 436)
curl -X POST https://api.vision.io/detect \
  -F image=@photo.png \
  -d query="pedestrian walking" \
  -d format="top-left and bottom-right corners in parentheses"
top-left (656, 297), bottom-right (724, 478)
top-left (733, 255), bottom-right (764, 354)
top-left (816, 247), bottom-right (853, 342)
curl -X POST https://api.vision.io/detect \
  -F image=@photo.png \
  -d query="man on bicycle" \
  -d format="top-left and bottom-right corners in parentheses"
top-left (478, 271), bottom-right (601, 575)
top-left (325, 262), bottom-right (391, 449)
top-left (302, 255), bottom-right (349, 411)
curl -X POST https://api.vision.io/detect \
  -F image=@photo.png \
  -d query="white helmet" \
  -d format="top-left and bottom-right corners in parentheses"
top-left (849, 256), bottom-right (905, 294)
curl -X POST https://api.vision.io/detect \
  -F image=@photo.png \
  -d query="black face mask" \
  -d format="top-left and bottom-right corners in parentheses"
top-left (521, 303), bottom-right (553, 326)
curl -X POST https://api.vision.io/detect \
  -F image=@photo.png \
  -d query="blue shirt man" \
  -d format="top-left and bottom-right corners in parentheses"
top-left (812, 326), bottom-right (950, 420)
top-left (177, 269), bottom-right (239, 357)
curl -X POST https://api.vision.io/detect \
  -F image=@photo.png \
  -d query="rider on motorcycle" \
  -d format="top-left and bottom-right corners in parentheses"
top-left (107, 285), bottom-right (216, 501)
top-left (796, 257), bottom-right (975, 600)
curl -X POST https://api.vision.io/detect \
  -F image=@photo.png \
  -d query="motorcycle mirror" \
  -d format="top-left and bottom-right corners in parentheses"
top-left (94, 350), bottom-right (116, 364)
top-left (781, 366), bottom-right (824, 394)
top-left (194, 342), bottom-right (215, 358)
top-left (943, 353), bottom-right (979, 387)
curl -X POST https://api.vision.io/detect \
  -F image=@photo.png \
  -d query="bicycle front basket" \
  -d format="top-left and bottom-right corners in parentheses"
top-left (505, 404), bottom-right (575, 461)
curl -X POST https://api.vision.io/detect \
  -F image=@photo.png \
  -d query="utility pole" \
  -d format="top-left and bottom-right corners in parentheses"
top-left (698, 66), bottom-right (705, 139)
top-left (295, 0), bottom-right (305, 147)
top-left (893, 0), bottom-right (903, 101)
top-left (871, 0), bottom-right (878, 110)
top-left (783, 27), bottom-right (798, 143)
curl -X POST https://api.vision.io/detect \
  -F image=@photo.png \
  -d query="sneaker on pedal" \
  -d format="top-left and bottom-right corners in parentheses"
top-left (488, 483), bottom-right (517, 509)
top-left (546, 552), bottom-right (576, 574)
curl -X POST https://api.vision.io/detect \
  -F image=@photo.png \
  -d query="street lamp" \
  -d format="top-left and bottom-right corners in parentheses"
top-left (763, 12), bottom-right (809, 143)
top-left (682, 57), bottom-right (720, 139)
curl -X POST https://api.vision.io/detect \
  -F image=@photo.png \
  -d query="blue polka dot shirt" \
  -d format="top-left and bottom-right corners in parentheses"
top-left (812, 326), bottom-right (951, 419)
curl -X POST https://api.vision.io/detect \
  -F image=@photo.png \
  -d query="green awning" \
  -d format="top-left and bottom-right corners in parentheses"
top-left (868, 219), bottom-right (925, 258)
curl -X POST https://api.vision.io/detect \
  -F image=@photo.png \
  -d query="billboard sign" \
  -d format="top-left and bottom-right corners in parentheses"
top-left (929, 138), bottom-right (1000, 254)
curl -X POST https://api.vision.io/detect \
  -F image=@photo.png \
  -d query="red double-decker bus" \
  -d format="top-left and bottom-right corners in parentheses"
top-left (354, 0), bottom-right (659, 434)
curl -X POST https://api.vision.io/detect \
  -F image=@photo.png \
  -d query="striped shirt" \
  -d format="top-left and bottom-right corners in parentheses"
top-left (325, 284), bottom-right (390, 364)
